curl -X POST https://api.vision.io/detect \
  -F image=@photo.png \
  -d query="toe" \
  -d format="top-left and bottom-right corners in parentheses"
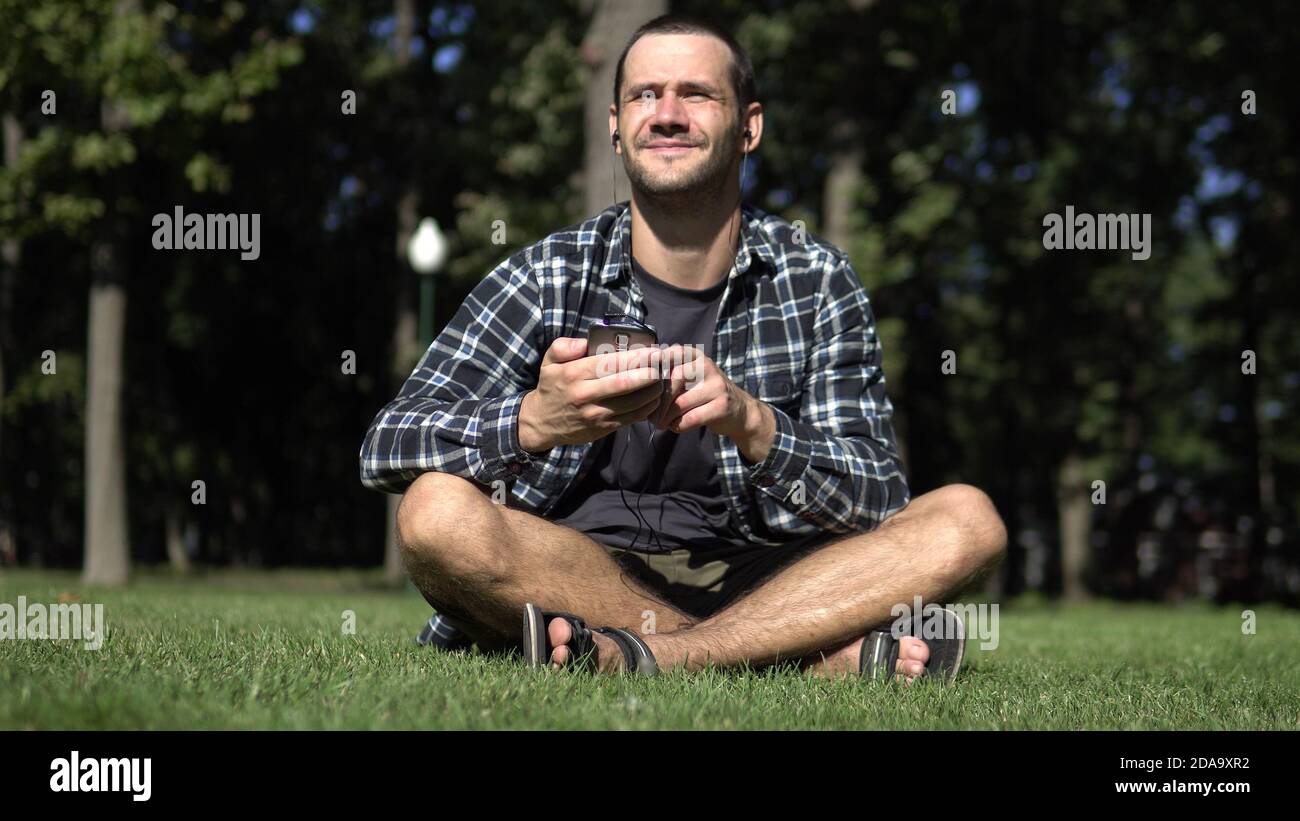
top-left (901, 636), bottom-right (930, 663)
top-left (547, 618), bottom-right (571, 648)
top-left (546, 619), bottom-right (572, 669)
top-left (894, 637), bottom-right (929, 683)
top-left (895, 657), bottom-right (925, 679)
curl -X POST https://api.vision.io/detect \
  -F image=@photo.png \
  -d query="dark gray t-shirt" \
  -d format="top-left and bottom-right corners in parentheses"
top-left (550, 256), bottom-right (744, 553)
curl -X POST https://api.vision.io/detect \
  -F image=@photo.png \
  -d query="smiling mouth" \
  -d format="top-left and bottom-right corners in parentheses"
top-left (646, 144), bottom-right (696, 153)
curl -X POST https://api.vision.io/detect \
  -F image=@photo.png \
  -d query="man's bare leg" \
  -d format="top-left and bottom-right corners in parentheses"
top-left (800, 490), bottom-right (1007, 681)
top-left (574, 483), bottom-right (1007, 674)
top-left (396, 472), bottom-right (696, 645)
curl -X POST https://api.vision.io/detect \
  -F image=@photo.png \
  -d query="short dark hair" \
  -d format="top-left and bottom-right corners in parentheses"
top-left (612, 14), bottom-right (757, 121)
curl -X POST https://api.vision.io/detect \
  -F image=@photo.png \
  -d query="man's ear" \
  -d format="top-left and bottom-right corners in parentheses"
top-left (740, 104), bottom-right (763, 152)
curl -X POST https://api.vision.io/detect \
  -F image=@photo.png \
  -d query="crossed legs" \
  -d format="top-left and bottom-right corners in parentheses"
top-left (396, 472), bottom-right (1007, 676)
top-left (396, 472), bottom-right (697, 642)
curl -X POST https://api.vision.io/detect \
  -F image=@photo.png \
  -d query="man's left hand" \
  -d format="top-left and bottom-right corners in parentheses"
top-left (651, 345), bottom-right (776, 463)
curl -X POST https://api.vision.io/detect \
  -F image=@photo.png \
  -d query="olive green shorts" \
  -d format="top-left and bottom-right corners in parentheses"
top-left (603, 538), bottom-right (827, 620)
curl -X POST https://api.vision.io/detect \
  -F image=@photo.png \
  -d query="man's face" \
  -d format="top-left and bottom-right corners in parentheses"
top-left (613, 33), bottom-right (742, 199)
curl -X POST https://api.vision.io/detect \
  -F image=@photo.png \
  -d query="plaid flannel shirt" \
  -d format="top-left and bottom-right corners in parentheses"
top-left (360, 201), bottom-right (910, 547)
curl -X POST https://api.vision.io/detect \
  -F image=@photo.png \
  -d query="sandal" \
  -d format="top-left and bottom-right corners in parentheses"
top-left (860, 606), bottom-right (966, 683)
top-left (522, 603), bottom-right (658, 675)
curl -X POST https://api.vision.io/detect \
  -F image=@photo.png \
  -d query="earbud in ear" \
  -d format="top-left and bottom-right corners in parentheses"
top-left (611, 130), bottom-right (620, 147)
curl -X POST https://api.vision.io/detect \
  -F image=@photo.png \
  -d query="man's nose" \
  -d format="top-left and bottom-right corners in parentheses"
top-left (650, 91), bottom-right (689, 129)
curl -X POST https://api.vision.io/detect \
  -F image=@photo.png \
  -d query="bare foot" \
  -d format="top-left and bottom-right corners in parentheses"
top-left (547, 618), bottom-right (627, 673)
top-left (804, 635), bottom-right (931, 684)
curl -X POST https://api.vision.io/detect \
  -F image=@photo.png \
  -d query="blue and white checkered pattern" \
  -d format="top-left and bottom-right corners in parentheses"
top-left (414, 614), bottom-right (468, 649)
top-left (361, 200), bottom-right (909, 539)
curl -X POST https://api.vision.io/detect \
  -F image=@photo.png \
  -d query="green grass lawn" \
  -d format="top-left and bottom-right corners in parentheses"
top-left (2, 568), bottom-right (1298, 730)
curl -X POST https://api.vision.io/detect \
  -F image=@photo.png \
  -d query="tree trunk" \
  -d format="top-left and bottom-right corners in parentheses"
top-left (581, 0), bottom-right (666, 216)
top-left (165, 505), bottom-right (191, 573)
top-left (0, 112), bottom-right (21, 566)
top-left (384, 0), bottom-right (420, 584)
top-left (83, 273), bottom-right (130, 586)
top-left (823, 122), bottom-right (863, 252)
top-left (1057, 450), bottom-right (1091, 600)
top-left (384, 194), bottom-right (416, 583)
top-left (83, 61), bottom-right (133, 587)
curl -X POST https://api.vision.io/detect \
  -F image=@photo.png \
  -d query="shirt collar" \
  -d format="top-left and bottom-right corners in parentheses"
top-left (598, 202), bottom-right (777, 285)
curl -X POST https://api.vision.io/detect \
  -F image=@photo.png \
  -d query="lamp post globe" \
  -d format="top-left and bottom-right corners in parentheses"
top-left (408, 217), bottom-right (447, 275)
top-left (407, 217), bottom-right (447, 346)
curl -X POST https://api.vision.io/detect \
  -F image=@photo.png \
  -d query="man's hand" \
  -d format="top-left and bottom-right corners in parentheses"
top-left (652, 345), bottom-right (776, 464)
top-left (518, 337), bottom-right (666, 452)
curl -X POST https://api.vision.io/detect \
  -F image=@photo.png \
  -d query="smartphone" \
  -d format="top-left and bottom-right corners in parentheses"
top-left (587, 314), bottom-right (665, 393)
top-left (587, 313), bottom-right (658, 355)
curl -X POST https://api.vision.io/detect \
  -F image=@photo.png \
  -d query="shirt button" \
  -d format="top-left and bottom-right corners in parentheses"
top-left (508, 462), bottom-right (523, 475)
top-left (756, 475), bottom-right (774, 488)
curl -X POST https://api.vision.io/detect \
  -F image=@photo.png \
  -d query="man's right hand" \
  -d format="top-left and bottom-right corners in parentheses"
top-left (517, 337), bottom-right (665, 453)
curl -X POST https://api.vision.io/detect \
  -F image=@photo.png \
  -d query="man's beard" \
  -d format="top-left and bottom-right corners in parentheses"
top-left (623, 128), bottom-right (738, 206)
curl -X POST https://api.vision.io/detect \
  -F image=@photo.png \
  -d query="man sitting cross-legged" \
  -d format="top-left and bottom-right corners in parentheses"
top-left (392, 472), bottom-right (1004, 680)
top-left (359, 14), bottom-right (1007, 682)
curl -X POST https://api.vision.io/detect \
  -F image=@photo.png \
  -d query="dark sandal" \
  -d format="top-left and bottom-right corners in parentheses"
top-left (859, 606), bottom-right (966, 683)
top-left (522, 603), bottom-right (658, 675)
